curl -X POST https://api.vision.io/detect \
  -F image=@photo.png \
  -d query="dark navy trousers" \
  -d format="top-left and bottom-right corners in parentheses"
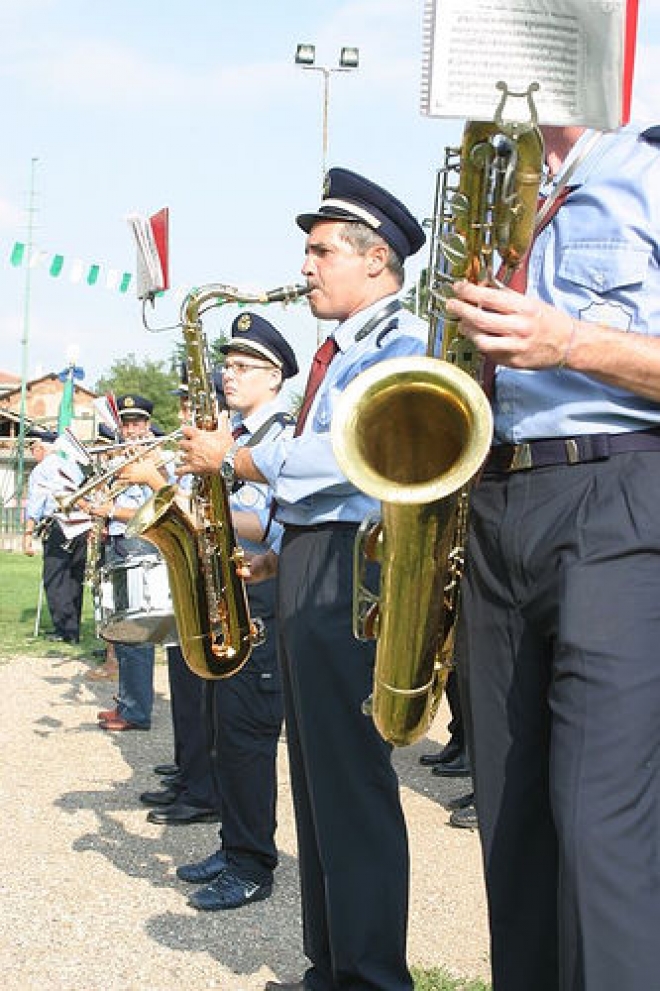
top-left (277, 526), bottom-right (412, 991)
top-left (460, 451), bottom-right (660, 991)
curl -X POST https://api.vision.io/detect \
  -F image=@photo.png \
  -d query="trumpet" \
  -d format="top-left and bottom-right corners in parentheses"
top-left (56, 430), bottom-right (182, 515)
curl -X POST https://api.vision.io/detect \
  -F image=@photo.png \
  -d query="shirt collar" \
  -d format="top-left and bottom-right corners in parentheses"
top-left (333, 293), bottom-right (402, 352)
top-left (234, 394), bottom-right (290, 436)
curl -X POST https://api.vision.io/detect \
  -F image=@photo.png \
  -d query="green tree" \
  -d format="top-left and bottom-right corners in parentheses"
top-left (94, 353), bottom-right (180, 434)
top-left (403, 267), bottom-right (430, 319)
top-left (169, 333), bottom-right (230, 381)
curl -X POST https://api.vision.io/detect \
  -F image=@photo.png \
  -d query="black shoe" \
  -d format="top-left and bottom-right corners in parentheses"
top-left (139, 786), bottom-right (181, 807)
top-left (419, 738), bottom-right (463, 766)
top-left (146, 802), bottom-right (221, 826)
top-left (177, 849), bottom-right (229, 883)
top-left (153, 763), bottom-right (179, 777)
top-left (431, 752), bottom-right (471, 777)
top-left (45, 632), bottom-right (78, 643)
top-left (188, 869), bottom-right (272, 911)
top-left (446, 791), bottom-right (475, 812)
top-left (449, 803), bottom-right (478, 830)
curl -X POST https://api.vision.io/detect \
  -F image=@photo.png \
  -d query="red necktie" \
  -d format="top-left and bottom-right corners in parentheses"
top-left (232, 423), bottom-right (248, 441)
top-left (294, 336), bottom-right (340, 436)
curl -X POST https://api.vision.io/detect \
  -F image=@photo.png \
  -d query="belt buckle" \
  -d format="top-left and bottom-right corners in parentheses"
top-left (509, 442), bottom-right (533, 471)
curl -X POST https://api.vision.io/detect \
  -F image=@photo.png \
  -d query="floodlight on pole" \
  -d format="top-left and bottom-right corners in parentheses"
top-left (295, 43), bottom-right (360, 186)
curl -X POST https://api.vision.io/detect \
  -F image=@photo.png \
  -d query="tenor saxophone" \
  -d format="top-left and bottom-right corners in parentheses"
top-left (128, 281), bottom-right (308, 679)
top-left (331, 84), bottom-right (543, 745)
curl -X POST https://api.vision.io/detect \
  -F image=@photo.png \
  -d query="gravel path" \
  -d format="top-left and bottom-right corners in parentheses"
top-left (0, 652), bottom-right (490, 990)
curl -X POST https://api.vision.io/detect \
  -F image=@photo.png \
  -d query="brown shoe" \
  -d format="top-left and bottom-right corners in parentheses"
top-left (100, 716), bottom-right (149, 732)
top-left (97, 707), bottom-right (119, 722)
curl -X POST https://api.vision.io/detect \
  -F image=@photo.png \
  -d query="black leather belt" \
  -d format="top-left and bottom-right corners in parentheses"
top-left (284, 522), bottom-right (360, 533)
top-left (485, 428), bottom-right (660, 474)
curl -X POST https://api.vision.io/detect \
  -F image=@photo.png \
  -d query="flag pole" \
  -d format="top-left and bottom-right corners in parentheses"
top-left (15, 156), bottom-right (39, 522)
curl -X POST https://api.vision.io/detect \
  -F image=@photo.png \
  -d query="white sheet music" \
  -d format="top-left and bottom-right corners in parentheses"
top-left (421, 0), bottom-right (628, 128)
top-left (126, 213), bottom-right (165, 300)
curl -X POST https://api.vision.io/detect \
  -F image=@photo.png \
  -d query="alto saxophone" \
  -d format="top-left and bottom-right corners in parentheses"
top-left (331, 84), bottom-right (543, 746)
top-left (128, 281), bottom-right (308, 679)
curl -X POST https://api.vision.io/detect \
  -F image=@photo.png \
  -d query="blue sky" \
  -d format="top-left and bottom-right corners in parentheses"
top-left (2, 0), bottom-right (659, 395)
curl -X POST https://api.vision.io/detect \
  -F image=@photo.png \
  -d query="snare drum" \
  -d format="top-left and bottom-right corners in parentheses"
top-left (96, 554), bottom-right (178, 645)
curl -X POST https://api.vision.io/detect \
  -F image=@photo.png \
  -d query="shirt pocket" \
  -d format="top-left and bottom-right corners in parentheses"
top-left (558, 241), bottom-right (650, 294)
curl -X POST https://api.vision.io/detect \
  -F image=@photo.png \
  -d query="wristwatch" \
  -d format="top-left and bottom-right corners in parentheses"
top-left (221, 442), bottom-right (239, 487)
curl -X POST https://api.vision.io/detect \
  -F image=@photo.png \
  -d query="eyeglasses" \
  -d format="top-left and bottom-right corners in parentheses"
top-left (222, 361), bottom-right (274, 377)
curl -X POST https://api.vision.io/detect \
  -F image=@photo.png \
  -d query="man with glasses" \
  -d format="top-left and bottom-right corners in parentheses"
top-left (164, 314), bottom-right (299, 908)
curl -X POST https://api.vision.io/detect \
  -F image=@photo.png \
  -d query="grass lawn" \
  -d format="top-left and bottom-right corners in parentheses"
top-left (0, 549), bottom-right (491, 990)
top-left (0, 548), bottom-right (101, 663)
top-left (412, 970), bottom-right (490, 991)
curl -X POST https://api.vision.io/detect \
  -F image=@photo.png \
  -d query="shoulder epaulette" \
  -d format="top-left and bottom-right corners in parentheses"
top-left (246, 411), bottom-right (296, 447)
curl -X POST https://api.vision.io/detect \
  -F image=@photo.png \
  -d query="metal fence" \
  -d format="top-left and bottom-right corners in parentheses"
top-left (0, 506), bottom-right (24, 551)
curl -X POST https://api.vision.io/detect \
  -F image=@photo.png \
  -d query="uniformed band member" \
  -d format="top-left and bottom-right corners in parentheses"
top-left (179, 168), bottom-right (426, 991)
top-left (172, 312), bottom-right (298, 902)
top-left (23, 430), bottom-right (89, 643)
top-left (448, 124), bottom-right (660, 990)
top-left (89, 395), bottom-right (159, 732)
top-left (138, 376), bottom-right (224, 823)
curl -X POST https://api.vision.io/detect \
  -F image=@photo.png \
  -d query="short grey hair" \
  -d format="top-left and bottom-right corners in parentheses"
top-left (336, 221), bottom-right (405, 287)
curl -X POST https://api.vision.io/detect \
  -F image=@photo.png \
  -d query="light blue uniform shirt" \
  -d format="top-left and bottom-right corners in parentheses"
top-left (25, 452), bottom-right (83, 524)
top-left (251, 295), bottom-right (427, 526)
top-left (494, 125), bottom-right (660, 443)
top-left (108, 483), bottom-right (152, 537)
top-left (230, 395), bottom-right (294, 554)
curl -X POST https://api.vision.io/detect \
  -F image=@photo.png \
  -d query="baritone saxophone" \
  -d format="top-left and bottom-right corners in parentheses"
top-left (332, 83), bottom-right (544, 746)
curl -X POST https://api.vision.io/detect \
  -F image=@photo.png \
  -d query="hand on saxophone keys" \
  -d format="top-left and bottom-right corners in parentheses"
top-left (446, 279), bottom-right (578, 372)
top-left (242, 549), bottom-right (279, 584)
top-left (176, 412), bottom-right (233, 477)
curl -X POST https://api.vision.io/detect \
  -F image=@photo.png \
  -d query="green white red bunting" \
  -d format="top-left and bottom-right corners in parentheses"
top-left (9, 240), bottom-right (132, 293)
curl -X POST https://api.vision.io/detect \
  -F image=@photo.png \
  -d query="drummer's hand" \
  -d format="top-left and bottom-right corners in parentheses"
top-left (243, 550), bottom-right (279, 584)
top-left (88, 500), bottom-right (113, 520)
top-left (177, 413), bottom-right (233, 477)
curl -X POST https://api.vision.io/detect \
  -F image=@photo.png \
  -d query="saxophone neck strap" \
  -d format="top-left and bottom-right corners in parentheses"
top-left (354, 299), bottom-right (403, 342)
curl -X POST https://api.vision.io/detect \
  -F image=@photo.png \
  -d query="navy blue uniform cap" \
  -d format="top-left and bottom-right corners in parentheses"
top-left (220, 313), bottom-right (299, 380)
top-left (296, 167), bottom-right (425, 260)
top-left (117, 394), bottom-right (153, 418)
top-left (27, 429), bottom-right (57, 444)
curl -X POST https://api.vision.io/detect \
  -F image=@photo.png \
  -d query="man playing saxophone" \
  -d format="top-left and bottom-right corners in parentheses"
top-left (168, 313), bottom-right (298, 904)
top-left (446, 123), bottom-right (660, 991)
top-left (178, 169), bottom-right (426, 991)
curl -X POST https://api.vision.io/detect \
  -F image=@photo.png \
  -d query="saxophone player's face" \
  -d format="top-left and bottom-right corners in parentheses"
top-left (302, 220), bottom-right (379, 322)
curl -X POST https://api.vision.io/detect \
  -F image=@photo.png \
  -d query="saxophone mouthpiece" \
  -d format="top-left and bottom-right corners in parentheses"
top-left (265, 284), bottom-right (311, 304)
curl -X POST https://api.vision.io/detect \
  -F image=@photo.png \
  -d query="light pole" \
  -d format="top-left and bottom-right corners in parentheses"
top-left (294, 44), bottom-right (360, 187)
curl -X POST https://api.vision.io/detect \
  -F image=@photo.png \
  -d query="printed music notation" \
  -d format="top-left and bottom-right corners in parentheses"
top-left (127, 207), bottom-right (170, 301)
top-left (420, 0), bottom-right (638, 129)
